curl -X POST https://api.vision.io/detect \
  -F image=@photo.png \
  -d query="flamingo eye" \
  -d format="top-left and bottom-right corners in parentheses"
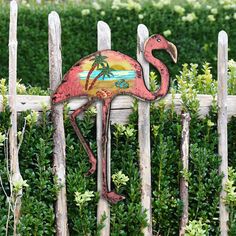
top-left (157, 38), bottom-right (161, 42)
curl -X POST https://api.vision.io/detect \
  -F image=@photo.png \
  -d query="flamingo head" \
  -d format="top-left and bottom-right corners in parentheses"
top-left (144, 34), bottom-right (177, 63)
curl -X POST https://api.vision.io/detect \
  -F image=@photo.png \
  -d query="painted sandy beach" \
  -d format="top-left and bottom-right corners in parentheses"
top-left (80, 79), bottom-right (135, 97)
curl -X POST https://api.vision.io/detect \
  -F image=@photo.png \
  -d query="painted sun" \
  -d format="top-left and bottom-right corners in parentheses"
top-left (110, 64), bottom-right (126, 70)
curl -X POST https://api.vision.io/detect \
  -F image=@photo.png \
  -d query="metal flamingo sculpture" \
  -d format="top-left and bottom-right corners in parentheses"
top-left (52, 34), bottom-right (177, 204)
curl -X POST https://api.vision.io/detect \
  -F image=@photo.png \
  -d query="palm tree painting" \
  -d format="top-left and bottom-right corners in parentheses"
top-left (85, 52), bottom-right (109, 90)
top-left (88, 63), bottom-right (113, 90)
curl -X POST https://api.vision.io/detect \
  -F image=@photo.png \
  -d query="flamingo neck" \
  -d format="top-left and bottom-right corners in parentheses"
top-left (144, 48), bottom-right (170, 99)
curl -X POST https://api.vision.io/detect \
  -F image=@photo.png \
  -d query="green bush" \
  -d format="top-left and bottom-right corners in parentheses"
top-left (0, 0), bottom-right (236, 88)
top-left (1, 103), bottom-right (223, 235)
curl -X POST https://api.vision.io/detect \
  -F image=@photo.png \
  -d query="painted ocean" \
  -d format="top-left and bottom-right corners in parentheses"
top-left (79, 70), bottom-right (136, 81)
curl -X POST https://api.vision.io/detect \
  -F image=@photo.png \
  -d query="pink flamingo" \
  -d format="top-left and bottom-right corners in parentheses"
top-left (52, 34), bottom-right (177, 204)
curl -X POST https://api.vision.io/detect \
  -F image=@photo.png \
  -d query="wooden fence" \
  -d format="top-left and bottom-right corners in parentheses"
top-left (1, 1), bottom-right (236, 235)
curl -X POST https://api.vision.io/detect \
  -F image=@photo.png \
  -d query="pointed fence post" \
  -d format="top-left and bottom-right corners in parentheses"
top-left (97, 21), bottom-right (111, 236)
top-left (49, 11), bottom-right (68, 236)
top-left (218, 30), bottom-right (229, 236)
top-left (179, 112), bottom-right (190, 236)
top-left (137, 24), bottom-right (152, 236)
top-left (8, 1), bottom-right (23, 235)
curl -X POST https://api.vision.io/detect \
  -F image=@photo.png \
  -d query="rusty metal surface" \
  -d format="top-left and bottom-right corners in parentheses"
top-left (52, 34), bottom-right (177, 204)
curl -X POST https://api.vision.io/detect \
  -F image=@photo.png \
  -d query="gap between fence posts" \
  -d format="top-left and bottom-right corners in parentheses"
top-left (137, 24), bottom-right (152, 236)
top-left (48, 11), bottom-right (68, 236)
top-left (179, 112), bottom-right (190, 236)
top-left (218, 30), bottom-right (229, 236)
top-left (96, 21), bottom-right (111, 236)
top-left (8, 1), bottom-right (23, 235)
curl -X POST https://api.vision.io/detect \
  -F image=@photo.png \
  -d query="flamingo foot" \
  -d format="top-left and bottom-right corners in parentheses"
top-left (85, 165), bottom-right (96, 176)
top-left (84, 157), bottom-right (97, 176)
top-left (102, 191), bottom-right (125, 204)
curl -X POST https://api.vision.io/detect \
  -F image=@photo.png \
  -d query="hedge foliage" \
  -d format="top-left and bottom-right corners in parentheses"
top-left (0, 0), bottom-right (236, 88)
top-left (0, 90), bottom-right (220, 235)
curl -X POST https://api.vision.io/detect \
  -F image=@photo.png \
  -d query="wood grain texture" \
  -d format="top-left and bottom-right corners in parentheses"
top-left (8, 2), bottom-right (23, 235)
top-left (9, 0), bottom-right (19, 184)
top-left (218, 30), bottom-right (229, 236)
top-left (96, 21), bottom-right (111, 236)
top-left (137, 24), bottom-right (152, 236)
top-left (49, 11), bottom-right (68, 236)
top-left (179, 112), bottom-right (190, 236)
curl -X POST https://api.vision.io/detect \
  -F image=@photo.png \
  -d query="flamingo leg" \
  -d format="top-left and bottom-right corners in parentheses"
top-left (101, 99), bottom-right (125, 204)
top-left (70, 99), bottom-right (97, 176)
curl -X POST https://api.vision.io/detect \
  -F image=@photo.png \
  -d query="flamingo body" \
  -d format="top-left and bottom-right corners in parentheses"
top-left (53, 50), bottom-right (153, 104)
top-left (52, 34), bottom-right (177, 204)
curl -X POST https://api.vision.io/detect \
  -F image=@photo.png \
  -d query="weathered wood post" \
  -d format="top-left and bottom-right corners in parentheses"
top-left (179, 112), bottom-right (190, 236)
top-left (137, 24), bottom-right (152, 236)
top-left (49, 11), bottom-right (68, 236)
top-left (97, 21), bottom-right (111, 235)
top-left (8, 1), bottom-right (23, 235)
top-left (218, 30), bottom-right (229, 236)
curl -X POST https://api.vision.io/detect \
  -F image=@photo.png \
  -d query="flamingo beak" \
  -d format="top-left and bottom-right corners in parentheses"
top-left (167, 41), bottom-right (177, 63)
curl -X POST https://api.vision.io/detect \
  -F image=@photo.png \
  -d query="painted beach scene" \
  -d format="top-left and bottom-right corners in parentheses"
top-left (77, 50), bottom-right (139, 98)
